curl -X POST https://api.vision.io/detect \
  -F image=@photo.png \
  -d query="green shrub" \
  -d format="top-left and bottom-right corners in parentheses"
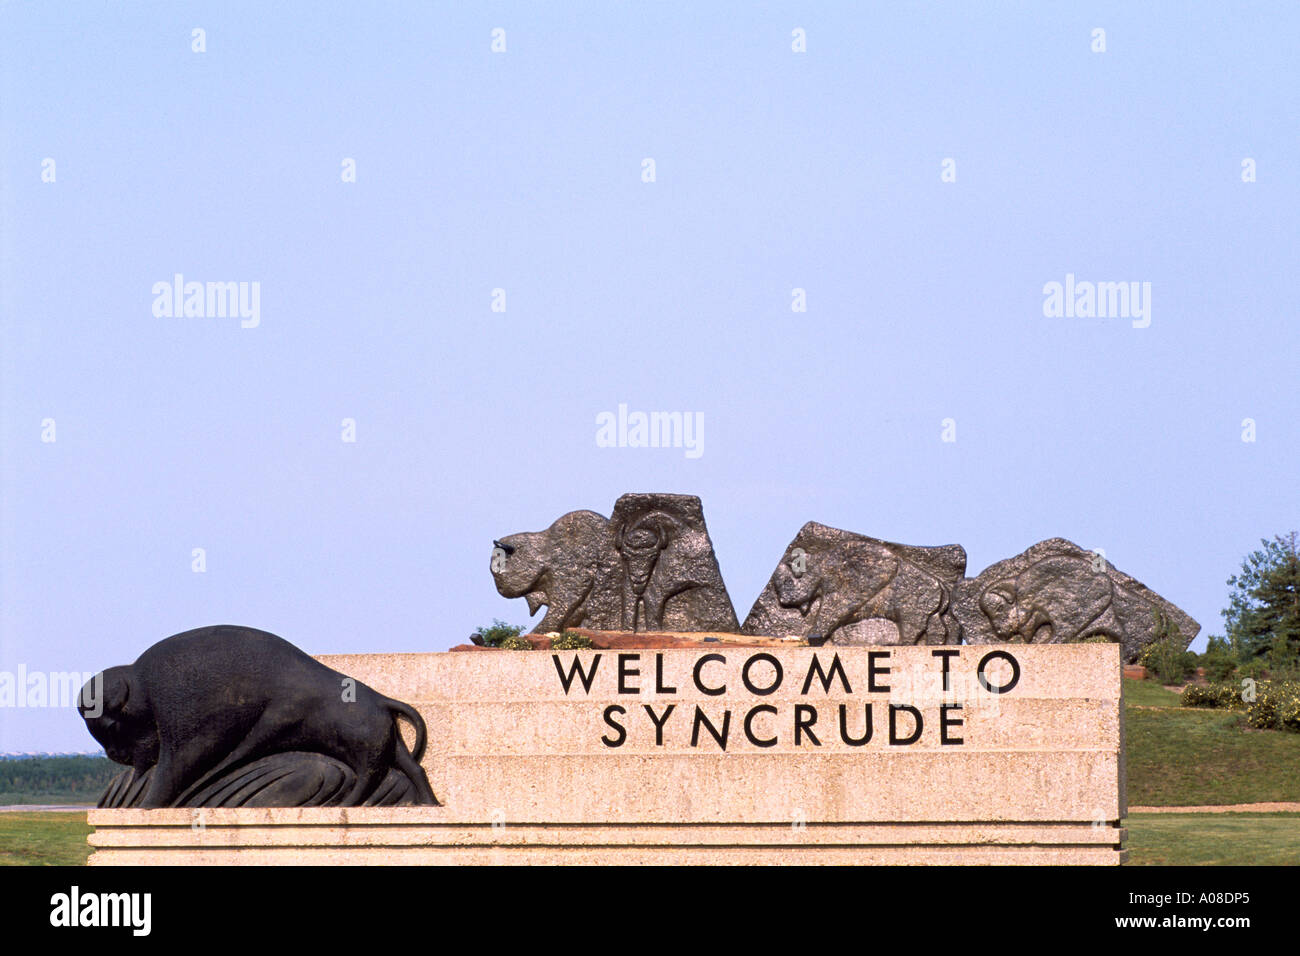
top-left (1177, 679), bottom-right (1300, 730)
top-left (500, 635), bottom-right (533, 651)
top-left (551, 630), bottom-right (594, 650)
top-left (1139, 608), bottom-right (1195, 683)
top-left (1140, 642), bottom-right (1196, 684)
top-left (1246, 681), bottom-right (1300, 732)
top-left (472, 619), bottom-right (525, 647)
top-left (1280, 693), bottom-right (1300, 733)
top-left (1181, 683), bottom-right (1243, 710)
top-left (1199, 636), bottom-right (1238, 683)
top-left (1247, 688), bottom-right (1278, 730)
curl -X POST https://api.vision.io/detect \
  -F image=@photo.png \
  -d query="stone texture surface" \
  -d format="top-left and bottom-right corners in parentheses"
top-left (491, 493), bottom-right (738, 633)
top-left (953, 538), bottom-right (1200, 663)
top-left (741, 522), bottom-right (966, 645)
top-left (86, 808), bottom-right (1124, 865)
top-left (78, 626), bottom-right (437, 808)
top-left (87, 645), bottom-right (1125, 864)
top-left (88, 845), bottom-right (1125, 866)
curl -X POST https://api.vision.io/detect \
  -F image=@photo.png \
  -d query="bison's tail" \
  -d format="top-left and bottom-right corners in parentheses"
top-left (383, 697), bottom-right (428, 762)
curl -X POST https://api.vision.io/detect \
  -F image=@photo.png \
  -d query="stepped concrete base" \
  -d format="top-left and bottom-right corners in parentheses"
top-left (87, 807), bottom-right (1126, 865)
top-left (87, 644), bottom-right (1127, 865)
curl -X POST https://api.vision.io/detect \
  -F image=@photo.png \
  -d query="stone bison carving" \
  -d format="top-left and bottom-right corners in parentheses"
top-left (79, 625), bottom-right (437, 808)
top-left (952, 538), bottom-right (1200, 663)
top-left (741, 522), bottom-right (966, 645)
top-left (489, 496), bottom-right (1202, 658)
top-left (490, 510), bottom-right (623, 634)
top-left (491, 493), bottom-right (738, 633)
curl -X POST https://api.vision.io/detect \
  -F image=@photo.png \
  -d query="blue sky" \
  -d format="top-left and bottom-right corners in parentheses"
top-left (2, 2), bottom-right (1297, 751)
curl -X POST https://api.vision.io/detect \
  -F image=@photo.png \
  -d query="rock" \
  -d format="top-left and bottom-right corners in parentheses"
top-left (490, 493), bottom-right (739, 633)
top-left (741, 522), bottom-right (966, 645)
top-left (952, 538), bottom-right (1199, 664)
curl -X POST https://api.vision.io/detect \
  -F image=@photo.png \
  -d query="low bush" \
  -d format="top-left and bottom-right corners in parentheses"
top-left (472, 620), bottom-right (525, 647)
top-left (1181, 683), bottom-right (1244, 710)
top-left (1140, 641), bottom-right (1197, 684)
top-left (551, 631), bottom-right (594, 650)
top-left (1245, 681), bottom-right (1300, 733)
top-left (1139, 608), bottom-right (1196, 683)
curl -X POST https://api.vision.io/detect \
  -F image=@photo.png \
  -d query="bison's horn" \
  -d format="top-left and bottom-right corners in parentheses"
top-left (493, 539), bottom-right (516, 555)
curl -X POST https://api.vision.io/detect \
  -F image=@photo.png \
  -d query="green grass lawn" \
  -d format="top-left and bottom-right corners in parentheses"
top-left (0, 812), bottom-right (92, 866)
top-left (1125, 812), bottom-right (1300, 865)
top-left (1121, 677), bottom-right (1184, 709)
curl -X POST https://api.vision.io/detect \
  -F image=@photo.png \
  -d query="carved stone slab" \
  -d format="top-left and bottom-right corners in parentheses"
top-left (952, 538), bottom-right (1199, 664)
top-left (740, 522), bottom-right (967, 645)
top-left (491, 493), bottom-right (739, 633)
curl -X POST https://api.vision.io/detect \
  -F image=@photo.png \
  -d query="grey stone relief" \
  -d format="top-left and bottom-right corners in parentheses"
top-left (741, 522), bottom-right (966, 646)
top-left (490, 493), bottom-right (739, 633)
top-left (492, 499), bottom-right (1199, 659)
top-left (952, 538), bottom-right (1199, 663)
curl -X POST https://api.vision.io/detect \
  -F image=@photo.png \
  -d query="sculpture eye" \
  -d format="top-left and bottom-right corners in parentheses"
top-left (983, 586), bottom-right (1014, 610)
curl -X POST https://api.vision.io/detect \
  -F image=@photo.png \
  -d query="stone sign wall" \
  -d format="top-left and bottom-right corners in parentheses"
top-left (88, 644), bottom-right (1126, 864)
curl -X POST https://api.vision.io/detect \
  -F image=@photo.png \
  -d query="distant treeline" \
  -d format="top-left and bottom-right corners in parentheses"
top-left (0, 755), bottom-right (118, 805)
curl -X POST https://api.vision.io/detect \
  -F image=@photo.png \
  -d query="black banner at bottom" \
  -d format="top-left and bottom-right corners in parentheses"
top-left (0, 864), bottom-right (1279, 942)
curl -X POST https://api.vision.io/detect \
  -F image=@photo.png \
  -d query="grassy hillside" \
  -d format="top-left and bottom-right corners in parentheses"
top-left (1122, 678), bottom-right (1300, 806)
top-left (0, 756), bottom-right (118, 805)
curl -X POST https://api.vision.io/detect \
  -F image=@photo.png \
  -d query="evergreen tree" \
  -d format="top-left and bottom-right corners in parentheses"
top-left (1223, 532), bottom-right (1300, 665)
